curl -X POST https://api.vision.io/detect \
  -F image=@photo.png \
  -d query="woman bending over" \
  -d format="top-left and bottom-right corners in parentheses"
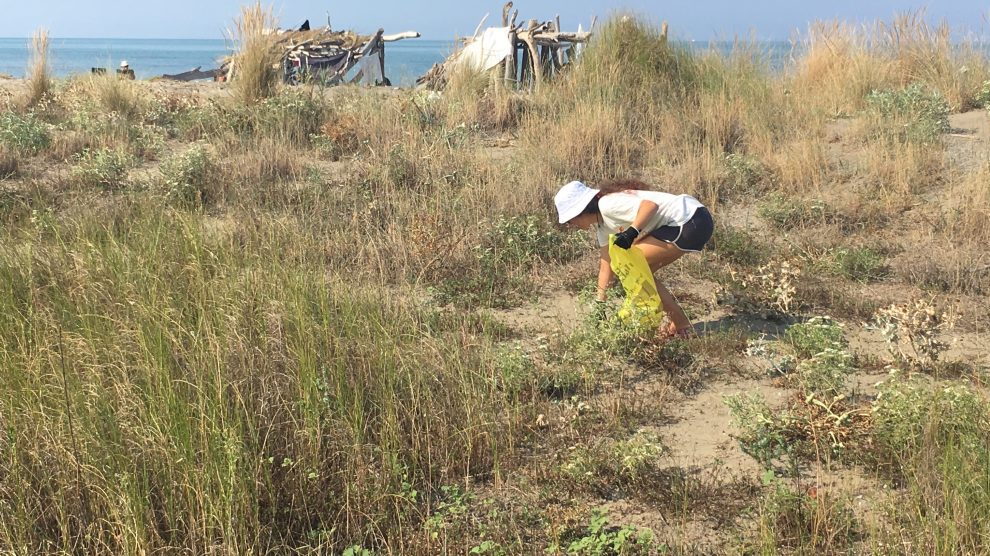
top-left (554, 179), bottom-right (714, 338)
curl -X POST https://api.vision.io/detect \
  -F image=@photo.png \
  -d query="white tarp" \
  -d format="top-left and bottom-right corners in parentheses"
top-left (455, 26), bottom-right (513, 72)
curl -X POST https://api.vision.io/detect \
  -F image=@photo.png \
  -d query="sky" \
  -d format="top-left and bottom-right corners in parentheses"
top-left (0, 1), bottom-right (988, 41)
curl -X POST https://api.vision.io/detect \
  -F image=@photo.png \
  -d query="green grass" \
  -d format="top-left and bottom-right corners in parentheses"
top-left (1, 10), bottom-right (989, 555)
top-left (870, 373), bottom-right (990, 553)
top-left (0, 202), bottom-right (524, 552)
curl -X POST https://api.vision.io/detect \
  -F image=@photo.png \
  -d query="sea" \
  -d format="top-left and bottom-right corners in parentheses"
top-left (0, 37), bottom-right (824, 87)
top-left (0, 37), bottom-right (458, 87)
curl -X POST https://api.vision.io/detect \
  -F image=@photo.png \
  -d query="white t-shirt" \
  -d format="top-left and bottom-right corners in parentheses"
top-left (594, 191), bottom-right (704, 246)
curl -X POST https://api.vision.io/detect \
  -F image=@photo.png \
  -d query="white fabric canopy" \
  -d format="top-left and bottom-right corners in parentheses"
top-left (455, 27), bottom-right (513, 72)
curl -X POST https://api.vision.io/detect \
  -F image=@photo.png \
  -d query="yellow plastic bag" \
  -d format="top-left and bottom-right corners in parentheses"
top-left (608, 236), bottom-right (664, 329)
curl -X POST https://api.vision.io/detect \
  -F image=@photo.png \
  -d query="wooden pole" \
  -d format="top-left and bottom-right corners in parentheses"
top-left (661, 21), bottom-right (669, 44)
top-left (498, 2), bottom-right (513, 87)
top-left (519, 43), bottom-right (530, 88)
top-left (502, 2), bottom-right (513, 26)
top-left (505, 33), bottom-right (518, 87)
top-left (378, 43), bottom-right (386, 85)
top-left (522, 19), bottom-right (542, 90)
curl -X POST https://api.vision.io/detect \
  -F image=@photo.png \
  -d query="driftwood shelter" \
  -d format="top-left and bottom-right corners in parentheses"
top-left (162, 20), bottom-right (420, 85)
top-left (416, 2), bottom-right (594, 90)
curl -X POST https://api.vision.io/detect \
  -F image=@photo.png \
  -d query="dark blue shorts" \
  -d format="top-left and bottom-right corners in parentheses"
top-left (648, 207), bottom-right (714, 252)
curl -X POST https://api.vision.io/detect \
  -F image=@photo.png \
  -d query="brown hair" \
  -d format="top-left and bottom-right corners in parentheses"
top-left (596, 178), bottom-right (653, 195)
top-left (580, 178), bottom-right (653, 216)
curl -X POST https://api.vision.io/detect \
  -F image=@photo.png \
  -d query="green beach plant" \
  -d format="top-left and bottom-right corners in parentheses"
top-left (0, 110), bottom-right (51, 153)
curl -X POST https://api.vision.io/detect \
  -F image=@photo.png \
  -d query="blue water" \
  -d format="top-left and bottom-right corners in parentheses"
top-left (15, 38), bottom-right (978, 87)
top-left (0, 37), bottom-right (455, 86)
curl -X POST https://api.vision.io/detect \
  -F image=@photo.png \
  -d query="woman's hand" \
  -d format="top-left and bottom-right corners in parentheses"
top-left (613, 226), bottom-right (639, 249)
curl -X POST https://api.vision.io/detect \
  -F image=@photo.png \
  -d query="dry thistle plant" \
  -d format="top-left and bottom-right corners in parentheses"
top-left (722, 259), bottom-right (802, 316)
top-left (875, 298), bottom-right (956, 370)
top-left (24, 28), bottom-right (51, 107)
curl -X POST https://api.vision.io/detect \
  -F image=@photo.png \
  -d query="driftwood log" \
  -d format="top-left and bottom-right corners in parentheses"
top-left (160, 66), bottom-right (223, 82)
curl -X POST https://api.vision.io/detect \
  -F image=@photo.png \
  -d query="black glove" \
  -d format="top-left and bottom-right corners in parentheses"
top-left (613, 226), bottom-right (640, 249)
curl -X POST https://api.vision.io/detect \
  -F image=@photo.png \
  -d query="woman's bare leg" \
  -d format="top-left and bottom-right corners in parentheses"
top-left (634, 237), bottom-right (691, 332)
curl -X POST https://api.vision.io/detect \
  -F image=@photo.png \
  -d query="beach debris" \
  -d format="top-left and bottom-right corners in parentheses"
top-left (417, 2), bottom-right (594, 90)
top-left (160, 66), bottom-right (224, 82)
top-left (221, 21), bottom-right (420, 86)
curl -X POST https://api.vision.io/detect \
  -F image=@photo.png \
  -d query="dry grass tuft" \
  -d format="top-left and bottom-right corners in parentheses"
top-left (221, 137), bottom-right (305, 190)
top-left (24, 28), bottom-right (52, 107)
top-left (67, 73), bottom-right (149, 120)
top-left (859, 140), bottom-right (944, 199)
top-left (230, 2), bottom-right (281, 104)
top-left (791, 13), bottom-right (990, 114)
top-left (519, 101), bottom-right (639, 185)
top-left (768, 137), bottom-right (831, 193)
top-left (444, 68), bottom-right (528, 131)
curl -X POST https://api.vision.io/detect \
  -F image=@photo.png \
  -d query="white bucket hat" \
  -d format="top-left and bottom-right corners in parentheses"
top-left (554, 180), bottom-right (600, 224)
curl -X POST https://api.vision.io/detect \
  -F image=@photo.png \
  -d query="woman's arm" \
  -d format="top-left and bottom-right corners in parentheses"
top-left (596, 245), bottom-right (613, 302)
top-left (629, 200), bottom-right (658, 234)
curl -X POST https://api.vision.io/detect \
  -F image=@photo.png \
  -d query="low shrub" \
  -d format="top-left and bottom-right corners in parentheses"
top-left (754, 474), bottom-right (859, 553)
top-left (720, 259), bottom-right (802, 317)
top-left (865, 83), bottom-right (950, 144)
top-left (870, 373), bottom-right (990, 556)
top-left (784, 317), bottom-right (846, 359)
top-left (758, 193), bottom-right (830, 230)
top-left (795, 347), bottom-right (855, 398)
top-left (725, 393), bottom-right (796, 469)
top-left (253, 90), bottom-right (328, 146)
top-left (779, 318), bottom-right (854, 397)
top-left (0, 111), bottom-right (51, 154)
top-left (549, 509), bottom-right (655, 555)
top-left (723, 152), bottom-right (770, 196)
top-left (875, 298), bottom-right (955, 371)
top-left (709, 225), bottom-right (770, 267)
top-left (562, 430), bottom-right (666, 485)
top-left (70, 148), bottom-right (131, 190)
top-left (974, 79), bottom-right (990, 108)
top-left (160, 144), bottom-right (221, 207)
top-left (828, 246), bottom-right (886, 282)
top-left (872, 373), bottom-right (988, 456)
top-left (432, 214), bottom-right (585, 308)
top-left (312, 114), bottom-right (361, 161)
